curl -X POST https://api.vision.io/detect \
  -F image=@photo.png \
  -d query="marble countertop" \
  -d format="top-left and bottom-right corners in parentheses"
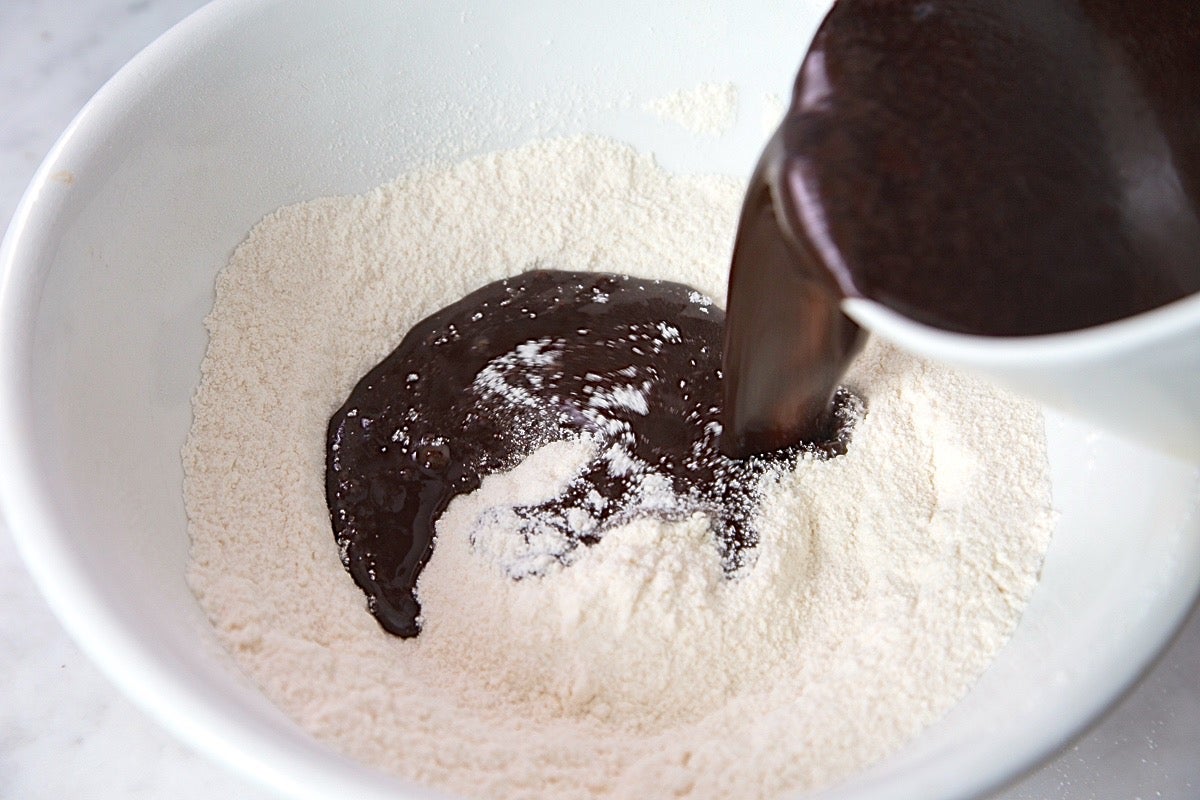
top-left (1, 1), bottom-right (1197, 798)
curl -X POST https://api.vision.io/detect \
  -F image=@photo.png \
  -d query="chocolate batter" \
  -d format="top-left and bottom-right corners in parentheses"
top-left (327, 271), bottom-right (859, 637)
top-left (722, 0), bottom-right (1200, 457)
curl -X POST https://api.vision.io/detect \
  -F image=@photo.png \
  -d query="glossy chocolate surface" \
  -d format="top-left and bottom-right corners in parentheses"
top-left (722, 0), bottom-right (1200, 457)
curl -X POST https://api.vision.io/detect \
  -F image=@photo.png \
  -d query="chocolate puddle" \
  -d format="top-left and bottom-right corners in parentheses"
top-left (327, 270), bottom-right (858, 637)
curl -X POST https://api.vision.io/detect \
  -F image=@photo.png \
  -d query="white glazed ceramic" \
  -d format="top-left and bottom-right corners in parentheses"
top-left (845, 297), bottom-right (1200, 462)
top-left (1, 2), bottom-right (1198, 799)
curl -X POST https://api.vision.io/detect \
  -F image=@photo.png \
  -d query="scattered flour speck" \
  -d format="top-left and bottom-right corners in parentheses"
top-left (643, 82), bottom-right (739, 137)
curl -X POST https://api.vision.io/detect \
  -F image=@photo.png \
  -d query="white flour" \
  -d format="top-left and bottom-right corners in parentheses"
top-left (184, 136), bottom-right (1054, 799)
top-left (761, 91), bottom-right (788, 134)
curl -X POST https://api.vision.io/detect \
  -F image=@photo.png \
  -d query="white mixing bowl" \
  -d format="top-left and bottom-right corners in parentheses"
top-left (2, 1), bottom-right (1198, 798)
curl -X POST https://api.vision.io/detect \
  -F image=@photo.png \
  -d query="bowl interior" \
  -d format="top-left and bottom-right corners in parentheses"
top-left (3, 1), bottom-right (1198, 799)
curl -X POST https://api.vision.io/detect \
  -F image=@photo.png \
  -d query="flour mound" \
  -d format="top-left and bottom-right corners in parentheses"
top-left (184, 136), bottom-right (1054, 800)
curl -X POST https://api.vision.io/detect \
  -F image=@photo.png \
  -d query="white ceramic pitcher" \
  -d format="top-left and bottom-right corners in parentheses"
top-left (844, 293), bottom-right (1200, 462)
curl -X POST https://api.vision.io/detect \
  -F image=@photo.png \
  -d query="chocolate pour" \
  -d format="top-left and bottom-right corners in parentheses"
top-left (327, 270), bottom-right (859, 637)
top-left (721, 0), bottom-right (1200, 458)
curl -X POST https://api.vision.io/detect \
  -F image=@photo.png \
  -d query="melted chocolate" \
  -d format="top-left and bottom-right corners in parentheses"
top-left (327, 270), bottom-right (859, 637)
top-left (722, 0), bottom-right (1200, 457)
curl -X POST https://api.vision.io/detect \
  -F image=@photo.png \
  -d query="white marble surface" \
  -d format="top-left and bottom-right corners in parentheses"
top-left (1, 1), bottom-right (1197, 798)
